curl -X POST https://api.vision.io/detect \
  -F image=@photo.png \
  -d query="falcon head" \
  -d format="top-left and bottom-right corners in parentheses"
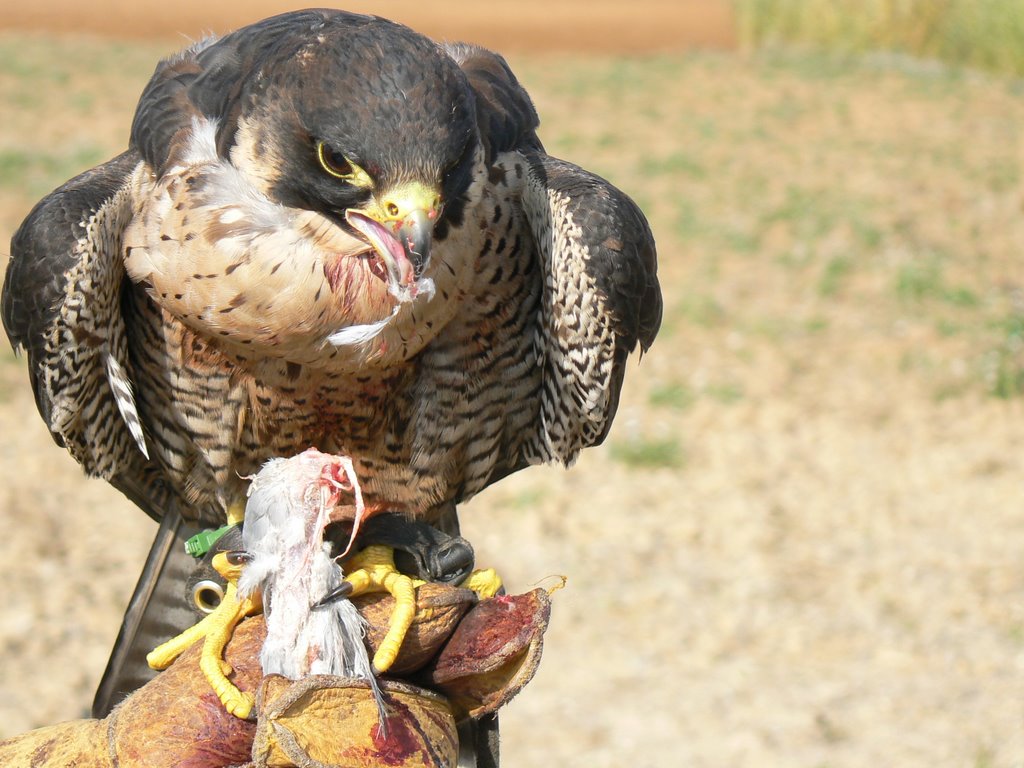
top-left (237, 16), bottom-right (480, 300)
top-left (125, 11), bottom-right (486, 363)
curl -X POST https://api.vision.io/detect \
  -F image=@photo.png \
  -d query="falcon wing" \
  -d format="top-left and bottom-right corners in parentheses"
top-left (442, 42), bottom-right (543, 161)
top-left (446, 43), bottom-right (661, 469)
top-left (521, 153), bottom-right (661, 464)
top-left (2, 151), bottom-right (208, 715)
top-left (2, 150), bottom-right (147, 485)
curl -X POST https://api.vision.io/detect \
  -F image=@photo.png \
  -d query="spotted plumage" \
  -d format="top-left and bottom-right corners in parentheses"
top-left (1, 9), bottom-right (660, 715)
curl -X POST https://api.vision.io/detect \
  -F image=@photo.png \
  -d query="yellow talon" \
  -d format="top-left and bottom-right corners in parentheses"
top-left (343, 544), bottom-right (424, 673)
top-left (147, 550), bottom-right (259, 718)
top-left (147, 609), bottom-right (214, 670)
top-left (462, 567), bottom-right (503, 599)
top-left (225, 499), bottom-right (246, 527)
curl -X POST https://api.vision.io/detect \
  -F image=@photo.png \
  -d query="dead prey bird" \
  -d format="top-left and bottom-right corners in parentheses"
top-left (239, 450), bottom-right (378, 688)
top-left (146, 449), bottom-right (388, 717)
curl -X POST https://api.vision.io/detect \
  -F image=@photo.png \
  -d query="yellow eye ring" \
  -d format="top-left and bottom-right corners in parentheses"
top-left (317, 141), bottom-right (355, 178)
top-left (316, 142), bottom-right (373, 187)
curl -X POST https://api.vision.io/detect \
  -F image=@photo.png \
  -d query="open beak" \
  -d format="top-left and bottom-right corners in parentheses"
top-left (345, 180), bottom-right (442, 296)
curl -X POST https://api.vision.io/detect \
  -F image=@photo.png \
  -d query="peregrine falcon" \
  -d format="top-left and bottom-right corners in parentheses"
top-left (1, 8), bottom-right (661, 722)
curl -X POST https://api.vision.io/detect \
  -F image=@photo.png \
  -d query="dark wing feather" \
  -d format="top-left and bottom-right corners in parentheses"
top-left (2, 150), bottom-right (140, 436)
top-left (521, 153), bottom-right (661, 463)
top-left (446, 42), bottom-right (660, 466)
top-left (2, 149), bottom-right (189, 523)
top-left (443, 43), bottom-right (543, 161)
top-left (2, 150), bottom-right (139, 427)
top-left (2, 149), bottom-right (212, 714)
top-left (531, 156), bottom-right (661, 354)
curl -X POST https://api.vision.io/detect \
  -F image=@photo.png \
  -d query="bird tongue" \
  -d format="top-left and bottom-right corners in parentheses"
top-left (326, 211), bottom-right (435, 348)
top-left (345, 209), bottom-right (415, 290)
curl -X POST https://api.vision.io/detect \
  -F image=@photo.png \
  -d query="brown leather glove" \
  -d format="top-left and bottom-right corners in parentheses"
top-left (0, 584), bottom-right (552, 768)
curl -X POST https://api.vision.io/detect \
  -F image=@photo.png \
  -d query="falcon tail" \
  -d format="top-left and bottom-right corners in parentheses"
top-left (92, 511), bottom-right (205, 717)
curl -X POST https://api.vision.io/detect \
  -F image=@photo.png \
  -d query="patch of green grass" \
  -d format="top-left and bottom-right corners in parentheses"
top-left (705, 382), bottom-right (745, 404)
top-left (655, 293), bottom-right (723, 340)
top-left (755, 48), bottom-right (869, 81)
top-left (973, 745), bottom-right (997, 768)
top-left (68, 92), bottom-right (97, 114)
top-left (805, 316), bottom-right (830, 334)
top-left (814, 712), bottom-right (847, 744)
top-left (639, 151), bottom-right (707, 179)
top-left (507, 488), bottom-right (545, 510)
top-left (894, 255), bottom-right (980, 307)
top-left (895, 258), bottom-right (942, 302)
top-left (648, 381), bottom-right (696, 411)
top-left (935, 318), bottom-right (966, 337)
top-left (672, 199), bottom-right (703, 241)
top-left (550, 132), bottom-right (582, 154)
top-left (1005, 622), bottom-right (1024, 645)
top-left (944, 285), bottom-right (982, 308)
top-left (818, 254), bottom-right (855, 297)
top-left (0, 37), bottom-right (166, 80)
top-left (0, 347), bottom-right (20, 369)
top-left (0, 44), bottom-right (72, 83)
top-left (899, 348), bottom-right (934, 376)
top-left (719, 222), bottom-right (761, 255)
top-left (932, 378), bottom-right (972, 401)
top-left (0, 145), bottom-right (110, 197)
top-left (610, 436), bottom-right (685, 469)
top-left (672, 293), bottom-right (728, 329)
top-left (983, 159), bottom-right (1020, 192)
top-left (747, 315), bottom-right (787, 342)
top-left (695, 117), bottom-right (719, 140)
top-left (737, 0), bottom-right (1024, 77)
top-left (670, 203), bottom-right (761, 256)
top-left (852, 218), bottom-right (884, 251)
top-left (762, 185), bottom-right (844, 261)
top-left (981, 312), bottom-right (1024, 398)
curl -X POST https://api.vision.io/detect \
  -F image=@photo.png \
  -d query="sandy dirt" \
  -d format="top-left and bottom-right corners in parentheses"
top-left (1, 3), bottom-right (1024, 767)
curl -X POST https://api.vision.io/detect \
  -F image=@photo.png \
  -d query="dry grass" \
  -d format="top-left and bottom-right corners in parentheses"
top-left (1, 27), bottom-right (1024, 768)
top-left (738, 0), bottom-right (1024, 76)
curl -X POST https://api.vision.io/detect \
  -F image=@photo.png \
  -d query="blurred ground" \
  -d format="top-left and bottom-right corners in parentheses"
top-left (2, 4), bottom-right (1024, 768)
top-left (1, 0), bottom-right (736, 52)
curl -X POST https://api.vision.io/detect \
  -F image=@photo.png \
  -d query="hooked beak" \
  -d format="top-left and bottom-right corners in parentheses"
top-left (345, 181), bottom-right (442, 296)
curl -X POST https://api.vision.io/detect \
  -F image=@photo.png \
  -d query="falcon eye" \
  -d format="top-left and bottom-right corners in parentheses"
top-left (317, 142), bottom-right (356, 179)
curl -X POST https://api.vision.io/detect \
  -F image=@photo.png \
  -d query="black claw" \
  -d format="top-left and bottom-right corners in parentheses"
top-left (431, 538), bottom-right (475, 584)
top-left (355, 512), bottom-right (476, 583)
top-left (312, 581), bottom-right (354, 610)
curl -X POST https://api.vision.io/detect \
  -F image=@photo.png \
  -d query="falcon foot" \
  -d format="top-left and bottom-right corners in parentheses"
top-left (317, 543), bottom-right (506, 675)
top-left (337, 544), bottom-right (426, 674)
top-left (148, 508), bottom-right (507, 720)
top-left (462, 567), bottom-right (504, 600)
top-left (146, 550), bottom-right (261, 718)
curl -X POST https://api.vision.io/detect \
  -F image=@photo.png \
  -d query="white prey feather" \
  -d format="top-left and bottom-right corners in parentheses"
top-left (238, 450), bottom-right (384, 714)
